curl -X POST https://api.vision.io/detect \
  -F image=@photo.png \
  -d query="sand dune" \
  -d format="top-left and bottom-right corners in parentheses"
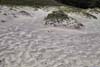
top-left (0, 6), bottom-right (100, 67)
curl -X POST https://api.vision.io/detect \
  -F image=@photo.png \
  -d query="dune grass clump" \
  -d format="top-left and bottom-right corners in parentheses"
top-left (45, 10), bottom-right (73, 22)
top-left (58, 6), bottom-right (98, 19)
top-left (45, 10), bottom-right (70, 25)
top-left (44, 10), bottom-right (84, 29)
top-left (87, 8), bottom-right (100, 14)
top-left (82, 12), bottom-right (97, 19)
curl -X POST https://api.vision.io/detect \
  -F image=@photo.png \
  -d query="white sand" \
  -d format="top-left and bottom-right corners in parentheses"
top-left (0, 5), bottom-right (100, 67)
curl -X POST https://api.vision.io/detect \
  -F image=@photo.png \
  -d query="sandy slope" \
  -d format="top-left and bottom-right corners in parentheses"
top-left (0, 6), bottom-right (100, 67)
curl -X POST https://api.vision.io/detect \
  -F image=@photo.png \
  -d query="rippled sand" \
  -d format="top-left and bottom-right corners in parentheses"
top-left (0, 6), bottom-right (100, 67)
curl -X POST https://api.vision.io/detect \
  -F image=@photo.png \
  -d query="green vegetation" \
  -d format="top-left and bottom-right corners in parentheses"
top-left (45, 10), bottom-right (70, 25)
top-left (0, 0), bottom-right (61, 6)
top-left (56, 0), bottom-right (100, 8)
top-left (44, 10), bottom-right (84, 29)
top-left (0, 0), bottom-right (100, 8)
top-left (58, 6), bottom-right (98, 19)
top-left (45, 10), bottom-right (69, 22)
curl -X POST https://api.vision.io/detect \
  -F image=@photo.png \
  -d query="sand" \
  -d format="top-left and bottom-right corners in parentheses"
top-left (0, 5), bottom-right (100, 67)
